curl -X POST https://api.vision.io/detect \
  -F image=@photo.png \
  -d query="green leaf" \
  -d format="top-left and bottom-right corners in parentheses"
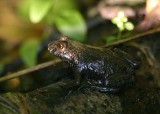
top-left (111, 17), bottom-right (120, 24)
top-left (121, 16), bottom-right (128, 23)
top-left (117, 22), bottom-right (124, 31)
top-left (52, 0), bottom-right (76, 12)
top-left (106, 36), bottom-right (117, 44)
top-left (44, 0), bottom-right (76, 24)
top-left (20, 39), bottom-right (40, 67)
top-left (29, 0), bottom-right (52, 23)
top-left (17, 0), bottom-right (31, 19)
top-left (54, 10), bottom-right (87, 42)
top-left (124, 22), bottom-right (134, 31)
top-left (118, 11), bottom-right (125, 18)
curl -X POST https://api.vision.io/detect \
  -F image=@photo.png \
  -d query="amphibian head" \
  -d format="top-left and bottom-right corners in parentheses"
top-left (48, 36), bottom-right (81, 63)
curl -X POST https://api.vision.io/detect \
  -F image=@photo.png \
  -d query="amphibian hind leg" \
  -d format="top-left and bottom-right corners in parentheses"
top-left (91, 73), bottom-right (135, 93)
top-left (106, 72), bottom-right (135, 92)
top-left (113, 48), bottom-right (138, 68)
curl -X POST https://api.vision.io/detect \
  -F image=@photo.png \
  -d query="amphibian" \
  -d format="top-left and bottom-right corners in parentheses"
top-left (48, 36), bottom-right (138, 93)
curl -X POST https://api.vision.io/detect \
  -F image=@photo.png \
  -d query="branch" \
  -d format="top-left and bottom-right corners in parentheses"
top-left (0, 59), bottom-right (61, 82)
top-left (104, 28), bottom-right (160, 48)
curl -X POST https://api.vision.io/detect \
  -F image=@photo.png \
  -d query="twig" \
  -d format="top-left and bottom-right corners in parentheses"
top-left (0, 59), bottom-right (61, 82)
top-left (104, 28), bottom-right (160, 48)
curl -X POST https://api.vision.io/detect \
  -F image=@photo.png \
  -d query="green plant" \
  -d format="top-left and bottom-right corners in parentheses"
top-left (106, 11), bottom-right (134, 44)
top-left (20, 39), bottom-right (40, 67)
top-left (111, 11), bottom-right (134, 39)
top-left (18, 0), bottom-right (87, 42)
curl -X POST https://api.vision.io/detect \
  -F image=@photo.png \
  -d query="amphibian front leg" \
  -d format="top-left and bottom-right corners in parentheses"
top-left (74, 69), bottom-right (82, 85)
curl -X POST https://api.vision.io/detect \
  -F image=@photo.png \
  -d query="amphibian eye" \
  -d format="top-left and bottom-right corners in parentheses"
top-left (57, 44), bottom-right (64, 49)
top-left (59, 44), bottom-right (64, 49)
top-left (57, 41), bottom-right (68, 50)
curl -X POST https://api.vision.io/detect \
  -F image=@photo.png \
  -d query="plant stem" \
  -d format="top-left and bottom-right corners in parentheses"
top-left (117, 30), bottom-right (122, 40)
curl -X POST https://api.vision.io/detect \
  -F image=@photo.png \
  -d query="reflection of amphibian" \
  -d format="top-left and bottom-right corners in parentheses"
top-left (48, 36), bottom-right (138, 93)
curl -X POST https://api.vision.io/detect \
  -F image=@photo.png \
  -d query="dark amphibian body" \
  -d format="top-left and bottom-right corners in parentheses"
top-left (48, 36), bottom-right (138, 93)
